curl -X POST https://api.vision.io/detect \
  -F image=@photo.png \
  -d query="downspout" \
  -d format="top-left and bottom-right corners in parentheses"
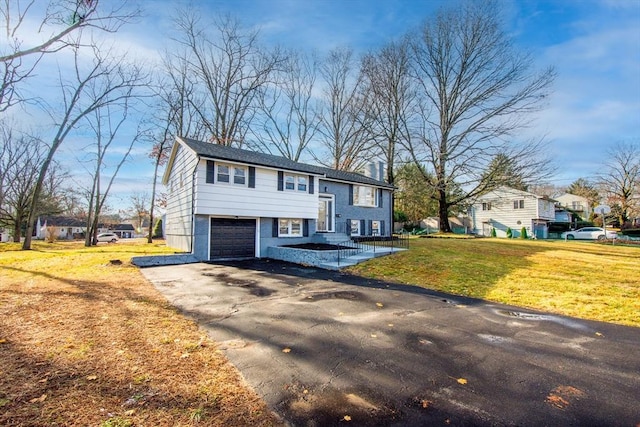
top-left (190, 161), bottom-right (198, 256)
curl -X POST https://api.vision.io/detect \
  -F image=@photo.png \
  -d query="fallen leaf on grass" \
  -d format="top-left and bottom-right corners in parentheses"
top-left (282, 347), bottom-right (291, 353)
top-left (0, 338), bottom-right (7, 344)
top-left (421, 399), bottom-right (432, 409)
top-left (180, 353), bottom-right (190, 359)
top-left (457, 378), bottom-right (468, 385)
top-left (343, 415), bottom-right (352, 421)
top-left (376, 303), bottom-right (384, 308)
top-left (370, 334), bottom-right (377, 338)
top-left (86, 375), bottom-right (98, 381)
top-left (545, 385), bottom-right (585, 409)
top-left (595, 332), bottom-right (603, 337)
top-left (29, 394), bottom-right (47, 403)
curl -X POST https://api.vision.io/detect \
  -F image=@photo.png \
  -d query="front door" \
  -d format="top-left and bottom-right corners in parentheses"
top-left (317, 195), bottom-right (334, 232)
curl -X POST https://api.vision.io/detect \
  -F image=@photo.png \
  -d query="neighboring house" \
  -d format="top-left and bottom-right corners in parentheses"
top-left (421, 216), bottom-right (472, 234)
top-left (36, 216), bottom-right (87, 240)
top-left (0, 227), bottom-right (10, 242)
top-left (555, 193), bottom-right (592, 220)
top-left (113, 223), bottom-right (136, 238)
top-left (162, 137), bottom-right (394, 261)
top-left (469, 186), bottom-right (556, 238)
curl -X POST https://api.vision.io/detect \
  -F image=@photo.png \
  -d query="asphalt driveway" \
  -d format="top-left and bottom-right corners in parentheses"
top-left (140, 260), bottom-right (640, 426)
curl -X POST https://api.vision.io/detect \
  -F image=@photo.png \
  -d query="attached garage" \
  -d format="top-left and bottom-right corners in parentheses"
top-left (210, 218), bottom-right (256, 259)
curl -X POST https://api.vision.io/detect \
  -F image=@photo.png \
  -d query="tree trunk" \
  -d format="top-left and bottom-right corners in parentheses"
top-left (147, 159), bottom-right (160, 244)
top-left (438, 190), bottom-right (451, 233)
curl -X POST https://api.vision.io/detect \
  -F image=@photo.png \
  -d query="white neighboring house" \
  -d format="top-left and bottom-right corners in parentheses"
top-left (0, 227), bottom-right (10, 242)
top-left (555, 193), bottom-right (592, 220)
top-left (470, 186), bottom-right (556, 238)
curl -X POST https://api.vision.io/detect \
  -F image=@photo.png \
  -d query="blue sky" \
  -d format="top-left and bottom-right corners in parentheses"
top-left (9, 0), bottom-right (640, 212)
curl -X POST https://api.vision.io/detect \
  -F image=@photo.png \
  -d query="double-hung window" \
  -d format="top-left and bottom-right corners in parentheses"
top-left (482, 202), bottom-right (492, 211)
top-left (216, 163), bottom-right (247, 186)
top-left (350, 220), bottom-right (361, 236)
top-left (279, 219), bottom-right (302, 237)
top-left (513, 200), bottom-right (525, 209)
top-left (371, 220), bottom-right (380, 236)
top-left (284, 173), bottom-right (307, 192)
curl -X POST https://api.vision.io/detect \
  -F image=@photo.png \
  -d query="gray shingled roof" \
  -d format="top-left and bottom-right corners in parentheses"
top-left (179, 137), bottom-right (394, 189)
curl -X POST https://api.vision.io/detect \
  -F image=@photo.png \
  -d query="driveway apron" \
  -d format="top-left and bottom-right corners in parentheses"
top-left (140, 260), bottom-right (640, 426)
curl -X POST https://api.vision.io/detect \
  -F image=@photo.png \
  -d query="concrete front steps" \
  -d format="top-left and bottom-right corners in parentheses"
top-left (319, 246), bottom-right (406, 270)
top-left (311, 232), bottom-right (352, 245)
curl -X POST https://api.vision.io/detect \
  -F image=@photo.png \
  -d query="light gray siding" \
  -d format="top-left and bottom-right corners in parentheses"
top-left (164, 144), bottom-right (197, 252)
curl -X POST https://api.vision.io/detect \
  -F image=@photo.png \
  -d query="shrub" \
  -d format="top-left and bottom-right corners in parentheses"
top-left (491, 227), bottom-right (496, 237)
top-left (520, 227), bottom-right (528, 239)
top-left (152, 218), bottom-right (163, 238)
top-left (506, 227), bottom-right (513, 238)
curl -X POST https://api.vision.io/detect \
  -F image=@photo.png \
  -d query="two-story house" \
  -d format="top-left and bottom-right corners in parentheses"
top-left (162, 137), bottom-right (394, 261)
top-left (470, 186), bottom-right (556, 238)
top-left (555, 193), bottom-right (592, 220)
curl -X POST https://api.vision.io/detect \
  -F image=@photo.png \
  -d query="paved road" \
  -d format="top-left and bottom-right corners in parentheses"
top-left (141, 260), bottom-right (640, 426)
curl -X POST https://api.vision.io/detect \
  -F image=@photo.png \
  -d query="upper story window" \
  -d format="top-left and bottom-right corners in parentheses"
top-left (482, 202), bottom-right (492, 211)
top-left (513, 200), bottom-right (525, 209)
top-left (216, 163), bottom-right (247, 186)
top-left (284, 173), bottom-right (307, 192)
top-left (353, 185), bottom-right (377, 207)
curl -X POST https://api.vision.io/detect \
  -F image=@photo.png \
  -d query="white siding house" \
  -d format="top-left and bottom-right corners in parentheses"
top-left (162, 136), bottom-right (394, 260)
top-left (555, 193), bottom-right (592, 220)
top-left (470, 187), bottom-right (556, 238)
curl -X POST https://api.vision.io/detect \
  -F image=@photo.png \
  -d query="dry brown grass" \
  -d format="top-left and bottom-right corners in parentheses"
top-left (0, 240), bottom-right (282, 426)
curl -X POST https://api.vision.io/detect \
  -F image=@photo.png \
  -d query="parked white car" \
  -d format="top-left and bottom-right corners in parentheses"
top-left (96, 232), bottom-right (119, 243)
top-left (561, 227), bottom-right (617, 240)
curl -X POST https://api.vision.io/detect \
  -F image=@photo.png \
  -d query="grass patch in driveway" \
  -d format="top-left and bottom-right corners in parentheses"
top-left (0, 240), bottom-right (280, 426)
top-left (346, 238), bottom-right (640, 327)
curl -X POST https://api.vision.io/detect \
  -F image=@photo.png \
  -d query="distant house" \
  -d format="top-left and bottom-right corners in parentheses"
top-left (555, 193), bottom-right (592, 220)
top-left (113, 223), bottom-right (136, 239)
top-left (469, 186), bottom-right (556, 238)
top-left (36, 216), bottom-right (87, 240)
top-left (162, 137), bottom-right (394, 261)
top-left (0, 227), bottom-right (10, 243)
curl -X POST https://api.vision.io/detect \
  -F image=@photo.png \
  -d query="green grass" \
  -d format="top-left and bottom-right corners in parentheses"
top-left (347, 238), bottom-right (640, 327)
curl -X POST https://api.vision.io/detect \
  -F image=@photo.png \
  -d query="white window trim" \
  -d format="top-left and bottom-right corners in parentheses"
top-left (371, 220), bottom-right (380, 236)
top-left (350, 220), bottom-right (361, 236)
top-left (353, 185), bottom-right (378, 207)
top-left (284, 173), bottom-right (308, 192)
top-left (279, 218), bottom-right (303, 237)
top-left (513, 199), bottom-right (525, 209)
top-left (216, 163), bottom-right (248, 186)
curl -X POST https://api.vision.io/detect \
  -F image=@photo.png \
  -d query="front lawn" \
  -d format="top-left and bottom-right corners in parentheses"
top-left (346, 238), bottom-right (640, 327)
top-left (0, 240), bottom-right (280, 426)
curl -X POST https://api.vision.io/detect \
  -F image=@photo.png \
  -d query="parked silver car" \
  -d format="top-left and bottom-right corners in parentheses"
top-left (561, 227), bottom-right (617, 240)
top-left (96, 232), bottom-right (119, 243)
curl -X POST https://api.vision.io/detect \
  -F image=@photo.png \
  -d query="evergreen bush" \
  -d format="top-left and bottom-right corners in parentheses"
top-left (506, 227), bottom-right (513, 238)
top-left (520, 227), bottom-right (528, 239)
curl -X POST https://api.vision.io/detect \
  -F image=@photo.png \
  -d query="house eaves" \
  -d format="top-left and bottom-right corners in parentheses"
top-left (176, 136), bottom-right (394, 189)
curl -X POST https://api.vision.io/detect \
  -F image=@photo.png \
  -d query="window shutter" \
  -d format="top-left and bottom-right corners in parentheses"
top-left (272, 218), bottom-right (279, 237)
top-left (380, 220), bottom-right (385, 236)
top-left (378, 189), bottom-right (383, 207)
top-left (277, 171), bottom-right (284, 191)
top-left (206, 160), bottom-right (215, 184)
top-left (348, 185), bottom-right (353, 205)
top-left (361, 219), bottom-right (366, 235)
top-left (368, 220), bottom-right (373, 236)
top-left (309, 176), bottom-right (314, 194)
top-left (303, 219), bottom-right (309, 237)
top-left (248, 167), bottom-right (255, 188)
top-left (346, 219), bottom-right (351, 234)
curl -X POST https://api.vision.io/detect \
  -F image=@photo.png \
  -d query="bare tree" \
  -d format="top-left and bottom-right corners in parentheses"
top-left (0, 0), bottom-right (139, 111)
top-left (128, 192), bottom-right (149, 234)
top-left (406, 1), bottom-right (556, 232)
top-left (81, 100), bottom-right (145, 246)
top-left (252, 50), bottom-right (320, 161)
top-left (173, 10), bottom-right (284, 146)
top-left (598, 141), bottom-right (640, 224)
top-left (0, 129), bottom-right (64, 241)
top-left (22, 44), bottom-right (149, 250)
top-left (144, 50), bottom-right (208, 243)
top-left (316, 47), bottom-right (373, 171)
top-left (361, 38), bottom-right (416, 184)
